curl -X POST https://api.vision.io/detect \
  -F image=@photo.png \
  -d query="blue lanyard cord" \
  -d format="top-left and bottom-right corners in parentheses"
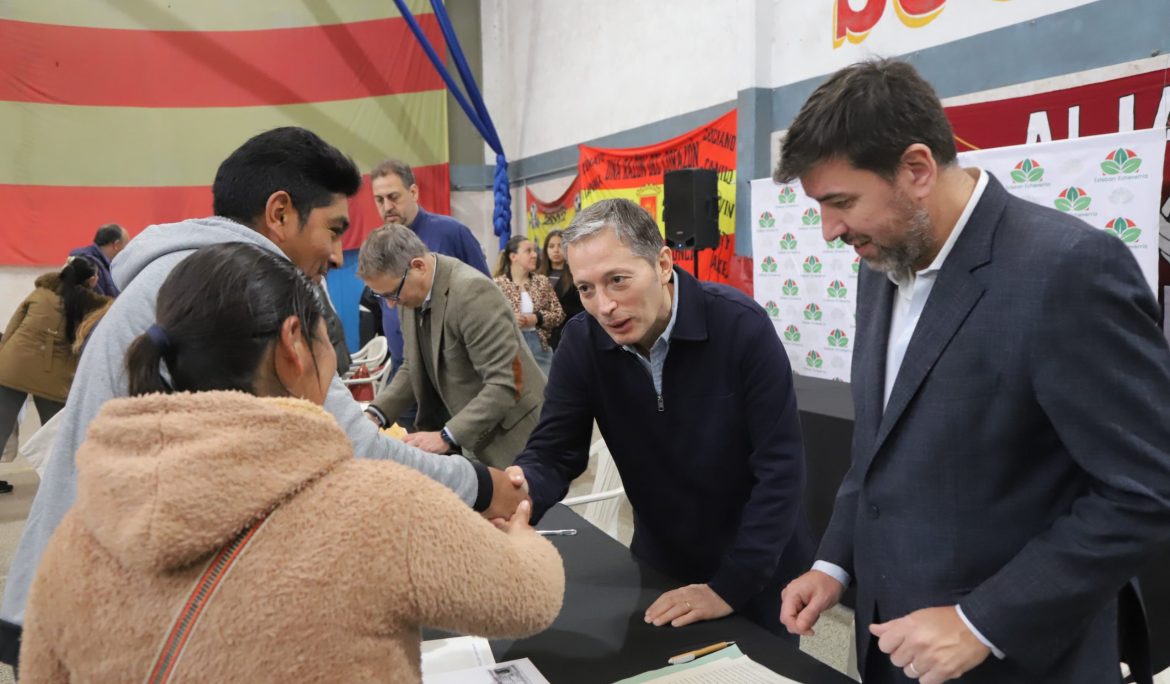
top-left (393, 0), bottom-right (512, 249)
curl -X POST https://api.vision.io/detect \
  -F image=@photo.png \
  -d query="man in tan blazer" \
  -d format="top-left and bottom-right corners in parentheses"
top-left (358, 224), bottom-right (544, 469)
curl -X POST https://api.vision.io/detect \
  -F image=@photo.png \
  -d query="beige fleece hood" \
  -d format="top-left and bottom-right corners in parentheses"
top-left (74, 391), bottom-right (350, 573)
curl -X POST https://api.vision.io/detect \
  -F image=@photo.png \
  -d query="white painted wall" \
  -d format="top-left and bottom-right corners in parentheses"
top-left (480, 0), bottom-right (736, 160)
top-left (480, 1), bottom-right (1101, 158)
top-left (0, 268), bottom-right (47, 333)
top-left (754, 0), bottom-right (1100, 90)
top-left (448, 175), bottom-right (574, 267)
top-left (450, 190), bottom-right (499, 269)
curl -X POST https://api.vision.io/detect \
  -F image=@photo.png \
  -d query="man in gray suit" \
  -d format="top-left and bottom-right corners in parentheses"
top-left (776, 59), bottom-right (1170, 683)
top-left (359, 224), bottom-right (544, 469)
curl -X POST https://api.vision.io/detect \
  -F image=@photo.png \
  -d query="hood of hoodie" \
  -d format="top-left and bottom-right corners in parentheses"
top-left (74, 391), bottom-right (352, 573)
top-left (111, 216), bottom-right (281, 291)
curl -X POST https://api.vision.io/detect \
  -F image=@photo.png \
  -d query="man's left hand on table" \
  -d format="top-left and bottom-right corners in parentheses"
top-left (644, 583), bottom-right (732, 628)
top-left (870, 605), bottom-right (991, 683)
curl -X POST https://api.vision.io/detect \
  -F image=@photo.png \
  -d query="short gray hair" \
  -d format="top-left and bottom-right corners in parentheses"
top-left (357, 223), bottom-right (429, 279)
top-left (563, 198), bottom-right (664, 265)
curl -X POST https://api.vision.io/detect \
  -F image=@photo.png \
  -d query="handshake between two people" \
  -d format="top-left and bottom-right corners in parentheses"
top-left (483, 465), bottom-right (734, 630)
top-left (484, 465), bottom-right (533, 535)
top-left (364, 412), bottom-right (532, 526)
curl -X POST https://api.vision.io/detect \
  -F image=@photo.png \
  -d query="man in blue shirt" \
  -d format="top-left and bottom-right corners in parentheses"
top-left (511, 198), bottom-right (813, 636)
top-left (68, 224), bottom-right (128, 297)
top-left (369, 159), bottom-right (490, 429)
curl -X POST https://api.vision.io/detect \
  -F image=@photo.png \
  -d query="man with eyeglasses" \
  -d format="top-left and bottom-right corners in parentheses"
top-left (367, 158), bottom-right (491, 431)
top-left (357, 224), bottom-right (545, 469)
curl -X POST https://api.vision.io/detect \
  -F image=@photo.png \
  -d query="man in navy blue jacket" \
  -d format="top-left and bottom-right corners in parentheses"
top-left (68, 223), bottom-right (128, 297)
top-left (512, 198), bottom-right (813, 635)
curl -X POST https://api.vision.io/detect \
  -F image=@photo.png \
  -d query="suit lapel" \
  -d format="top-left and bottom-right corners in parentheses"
top-left (866, 174), bottom-right (1007, 462)
top-left (853, 266), bottom-right (894, 448)
top-left (428, 256), bottom-right (452, 377)
top-left (870, 268), bottom-right (986, 456)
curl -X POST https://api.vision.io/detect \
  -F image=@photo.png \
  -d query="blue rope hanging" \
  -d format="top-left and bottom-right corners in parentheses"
top-left (393, 0), bottom-right (512, 250)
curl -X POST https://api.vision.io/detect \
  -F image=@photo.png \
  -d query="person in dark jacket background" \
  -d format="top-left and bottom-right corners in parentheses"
top-left (69, 224), bottom-right (128, 298)
top-left (511, 198), bottom-right (812, 636)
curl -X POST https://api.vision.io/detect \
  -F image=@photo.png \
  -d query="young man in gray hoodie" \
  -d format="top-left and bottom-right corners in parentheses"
top-left (0, 127), bottom-right (527, 664)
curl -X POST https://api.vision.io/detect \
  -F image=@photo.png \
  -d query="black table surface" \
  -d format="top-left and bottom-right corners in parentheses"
top-left (487, 505), bottom-right (856, 683)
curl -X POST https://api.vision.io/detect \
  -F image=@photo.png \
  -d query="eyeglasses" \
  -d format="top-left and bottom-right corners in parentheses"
top-left (372, 272), bottom-right (408, 303)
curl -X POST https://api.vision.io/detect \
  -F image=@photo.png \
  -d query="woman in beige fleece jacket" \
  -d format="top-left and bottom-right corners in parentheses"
top-left (21, 243), bottom-right (564, 683)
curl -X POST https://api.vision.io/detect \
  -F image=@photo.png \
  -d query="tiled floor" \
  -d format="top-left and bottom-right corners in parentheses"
top-left (0, 409), bottom-right (44, 684)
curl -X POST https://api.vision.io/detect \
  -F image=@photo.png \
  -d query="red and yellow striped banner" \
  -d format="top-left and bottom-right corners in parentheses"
top-left (1, 0), bottom-right (449, 265)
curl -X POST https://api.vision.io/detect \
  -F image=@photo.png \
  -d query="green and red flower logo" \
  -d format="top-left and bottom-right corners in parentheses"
top-left (779, 233), bottom-right (798, 250)
top-left (852, 257), bottom-right (861, 274)
top-left (758, 211), bottom-right (776, 228)
top-left (803, 256), bottom-right (823, 273)
top-left (825, 237), bottom-right (846, 249)
top-left (1054, 187), bottom-right (1091, 213)
top-left (1101, 148), bottom-right (1142, 176)
top-left (783, 324), bottom-right (801, 342)
top-left (805, 350), bottom-right (823, 368)
top-left (778, 186), bottom-right (798, 205)
top-left (782, 279), bottom-right (799, 296)
top-left (760, 256), bottom-right (778, 273)
top-left (827, 279), bottom-right (848, 298)
top-left (801, 208), bottom-right (821, 226)
top-left (1104, 217), bottom-right (1141, 243)
top-left (1010, 158), bottom-right (1044, 184)
top-left (764, 300), bottom-right (780, 318)
top-left (827, 329), bottom-right (849, 348)
top-left (803, 303), bottom-right (823, 321)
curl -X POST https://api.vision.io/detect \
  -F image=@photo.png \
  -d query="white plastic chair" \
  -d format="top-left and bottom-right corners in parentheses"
top-left (342, 358), bottom-right (392, 392)
top-left (347, 335), bottom-right (388, 373)
top-left (342, 337), bottom-right (391, 400)
top-left (562, 439), bottom-right (625, 540)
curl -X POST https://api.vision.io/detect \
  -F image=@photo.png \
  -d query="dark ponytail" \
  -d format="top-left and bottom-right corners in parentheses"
top-left (58, 256), bottom-right (98, 344)
top-left (125, 330), bottom-right (171, 396)
top-left (126, 243), bottom-right (326, 397)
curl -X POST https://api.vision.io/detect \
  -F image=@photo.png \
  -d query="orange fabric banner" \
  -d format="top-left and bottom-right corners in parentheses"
top-left (577, 110), bottom-right (747, 289)
top-left (525, 177), bottom-right (581, 249)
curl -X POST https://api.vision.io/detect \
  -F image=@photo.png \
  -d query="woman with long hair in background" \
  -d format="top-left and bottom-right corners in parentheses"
top-left (0, 256), bottom-right (108, 493)
top-left (493, 236), bottom-right (564, 376)
top-left (536, 229), bottom-right (584, 350)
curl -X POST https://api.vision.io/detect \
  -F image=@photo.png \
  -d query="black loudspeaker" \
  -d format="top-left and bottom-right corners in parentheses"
top-left (663, 168), bottom-right (719, 250)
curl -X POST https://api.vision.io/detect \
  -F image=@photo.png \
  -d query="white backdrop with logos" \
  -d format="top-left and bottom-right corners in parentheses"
top-left (751, 127), bottom-right (1166, 382)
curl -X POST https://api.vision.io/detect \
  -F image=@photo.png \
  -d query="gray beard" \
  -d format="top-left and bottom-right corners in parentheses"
top-left (862, 205), bottom-right (935, 279)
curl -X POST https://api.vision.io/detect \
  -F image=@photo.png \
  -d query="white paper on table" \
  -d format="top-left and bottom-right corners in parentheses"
top-left (426, 657), bottom-right (550, 684)
top-left (636, 655), bottom-right (805, 684)
top-left (421, 636), bottom-right (496, 679)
